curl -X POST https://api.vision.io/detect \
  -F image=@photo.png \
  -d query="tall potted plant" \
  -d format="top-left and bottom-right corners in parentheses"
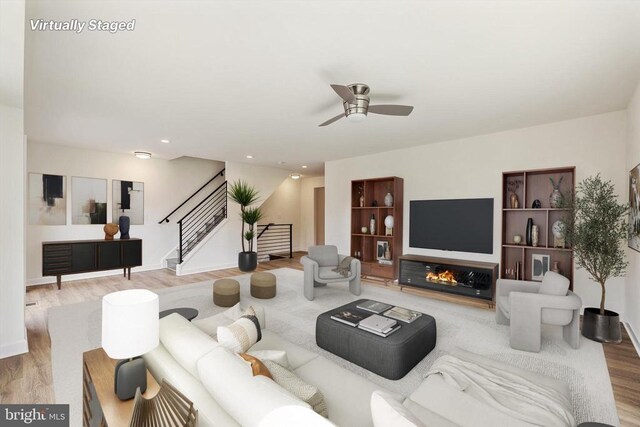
top-left (228, 180), bottom-right (264, 272)
top-left (562, 174), bottom-right (628, 343)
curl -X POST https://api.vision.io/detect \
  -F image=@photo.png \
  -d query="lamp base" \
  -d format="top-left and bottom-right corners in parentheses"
top-left (114, 357), bottom-right (147, 400)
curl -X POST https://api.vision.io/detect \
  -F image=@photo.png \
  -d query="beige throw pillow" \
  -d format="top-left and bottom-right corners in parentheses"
top-left (263, 360), bottom-right (328, 418)
top-left (217, 306), bottom-right (262, 353)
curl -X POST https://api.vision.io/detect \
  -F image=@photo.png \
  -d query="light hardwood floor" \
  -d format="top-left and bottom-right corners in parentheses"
top-left (1, 253), bottom-right (638, 426)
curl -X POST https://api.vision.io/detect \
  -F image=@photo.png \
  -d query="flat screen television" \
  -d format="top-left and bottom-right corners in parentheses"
top-left (409, 198), bottom-right (494, 254)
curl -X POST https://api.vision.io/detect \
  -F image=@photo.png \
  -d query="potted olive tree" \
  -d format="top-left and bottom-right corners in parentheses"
top-left (228, 180), bottom-right (264, 272)
top-left (562, 174), bottom-right (628, 343)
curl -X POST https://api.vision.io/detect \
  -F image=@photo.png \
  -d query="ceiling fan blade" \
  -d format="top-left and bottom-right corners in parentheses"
top-left (368, 105), bottom-right (414, 116)
top-left (330, 84), bottom-right (356, 104)
top-left (318, 113), bottom-right (345, 127)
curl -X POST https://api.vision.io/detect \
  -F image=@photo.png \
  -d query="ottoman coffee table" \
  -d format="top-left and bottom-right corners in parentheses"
top-left (316, 299), bottom-right (436, 380)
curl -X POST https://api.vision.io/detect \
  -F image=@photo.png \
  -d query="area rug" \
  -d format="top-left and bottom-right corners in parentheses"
top-left (48, 267), bottom-right (619, 426)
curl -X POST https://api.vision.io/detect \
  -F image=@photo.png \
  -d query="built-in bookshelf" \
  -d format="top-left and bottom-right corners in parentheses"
top-left (351, 177), bottom-right (403, 281)
top-left (501, 167), bottom-right (575, 289)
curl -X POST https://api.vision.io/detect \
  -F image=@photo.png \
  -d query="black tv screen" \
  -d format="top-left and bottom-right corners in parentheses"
top-left (409, 198), bottom-right (494, 254)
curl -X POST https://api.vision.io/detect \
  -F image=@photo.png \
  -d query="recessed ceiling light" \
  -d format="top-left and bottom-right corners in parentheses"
top-left (160, 139), bottom-right (170, 144)
top-left (290, 173), bottom-right (302, 180)
top-left (134, 151), bottom-right (152, 159)
top-left (301, 165), bottom-right (308, 169)
top-left (246, 155), bottom-right (253, 159)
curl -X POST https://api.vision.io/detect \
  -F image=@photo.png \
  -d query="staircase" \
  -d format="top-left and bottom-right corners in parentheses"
top-left (257, 223), bottom-right (293, 262)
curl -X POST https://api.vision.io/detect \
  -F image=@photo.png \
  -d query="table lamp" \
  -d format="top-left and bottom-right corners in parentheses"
top-left (102, 289), bottom-right (159, 400)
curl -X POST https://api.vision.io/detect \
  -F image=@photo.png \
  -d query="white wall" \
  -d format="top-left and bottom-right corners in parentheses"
top-left (27, 141), bottom-right (224, 284)
top-left (178, 161), bottom-right (289, 275)
top-left (260, 177), bottom-right (302, 251)
top-left (0, 0), bottom-right (27, 358)
top-left (626, 81), bottom-right (640, 342)
top-left (300, 176), bottom-right (325, 250)
top-left (325, 111), bottom-right (628, 315)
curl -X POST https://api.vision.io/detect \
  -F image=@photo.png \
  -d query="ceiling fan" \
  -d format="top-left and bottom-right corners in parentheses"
top-left (318, 83), bottom-right (414, 127)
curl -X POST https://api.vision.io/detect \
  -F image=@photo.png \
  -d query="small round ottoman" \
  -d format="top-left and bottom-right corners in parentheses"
top-left (213, 278), bottom-right (240, 307)
top-left (250, 272), bottom-right (277, 299)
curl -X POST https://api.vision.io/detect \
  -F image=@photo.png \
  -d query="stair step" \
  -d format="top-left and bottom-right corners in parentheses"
top-left (166, 257), bottom-right (179, 270)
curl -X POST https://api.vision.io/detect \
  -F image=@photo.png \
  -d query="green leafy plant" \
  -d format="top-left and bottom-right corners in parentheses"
top-left (561, 174), bottom-right (628, 314)
top-left (228, 181), bottom-right (263, 253)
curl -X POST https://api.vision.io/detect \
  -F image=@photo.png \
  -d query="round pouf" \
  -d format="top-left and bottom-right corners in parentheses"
top-left (213, 279), bottom-right (240, 307)
top-left (250, 272), bottom-right (277, 299)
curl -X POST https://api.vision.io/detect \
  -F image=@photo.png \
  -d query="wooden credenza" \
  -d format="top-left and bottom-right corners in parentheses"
top-left (42, 238), bottom-right (142, 289)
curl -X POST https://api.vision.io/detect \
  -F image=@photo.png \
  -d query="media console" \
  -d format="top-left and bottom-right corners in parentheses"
top-left (398, 255), bottom-right (498, 301)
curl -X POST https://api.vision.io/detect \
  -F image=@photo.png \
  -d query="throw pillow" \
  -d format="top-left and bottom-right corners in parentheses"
top-left (370, 390), bottom-right (425, 427)
top-left (239, 353), bottom-right (273, 379)
top-left (538, 271), bottom-right (570, 296)
top-left (263, 360), bottom-right (328, 418)
top-left (224, 302), bottom-right (266, 329)
top-left (248, 349), bottom-right (290, 369)
top-left (217, 307), bottom-right (262, 353)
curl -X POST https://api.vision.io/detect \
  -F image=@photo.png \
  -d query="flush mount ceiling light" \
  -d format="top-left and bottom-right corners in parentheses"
top-left (134, 151), bottom-right (152, 159)
top-left (246, 155), bottom-right (254, 159)
top-left (301, 165), bottom-right (308, 169)
top-left (290, 173), bottom-right (302, 180)
top-left (160, 139), bottom-right (170, 144)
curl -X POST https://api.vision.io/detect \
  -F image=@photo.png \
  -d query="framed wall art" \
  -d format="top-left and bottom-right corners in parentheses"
top-left (28, 173), bottom-right (66, 225)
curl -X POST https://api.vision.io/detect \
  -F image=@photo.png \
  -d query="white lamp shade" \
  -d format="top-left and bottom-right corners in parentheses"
top-left (102, 289), bottom-right (159, 359)
top-left (384, 215), bottom-right (394, 228)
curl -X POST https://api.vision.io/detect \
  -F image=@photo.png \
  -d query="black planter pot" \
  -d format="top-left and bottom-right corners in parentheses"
top-left (582, 307), bottom-right (622, 343)
top-left (238, 251), bottom-right (258, 272)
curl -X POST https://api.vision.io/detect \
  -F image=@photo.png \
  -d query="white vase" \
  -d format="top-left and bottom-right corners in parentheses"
top-left (384, 192), bottom-right (393, 207)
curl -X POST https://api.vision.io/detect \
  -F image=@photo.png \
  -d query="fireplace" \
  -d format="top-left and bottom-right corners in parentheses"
top-left (399, 255), bottom-right (498, 301)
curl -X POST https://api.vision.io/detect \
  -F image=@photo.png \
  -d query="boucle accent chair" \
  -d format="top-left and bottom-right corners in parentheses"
top-left (300, 245), bottom-right (361, 301)
top-left (495, 271), bottom-right (582, 352)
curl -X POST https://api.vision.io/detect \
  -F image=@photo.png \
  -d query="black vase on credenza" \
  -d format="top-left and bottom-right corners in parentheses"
top-left (526, 218), bottom-right (533, 246)
top-left (119, 215), bottom-right (130, 239)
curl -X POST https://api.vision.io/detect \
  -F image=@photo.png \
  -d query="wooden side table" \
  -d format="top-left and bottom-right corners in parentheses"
top-left (83, 348), bottom-right (159, 427)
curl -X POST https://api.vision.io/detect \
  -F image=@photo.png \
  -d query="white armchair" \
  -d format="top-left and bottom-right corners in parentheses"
top-left (495, 271), bottom-right (582, 352)
top-left (300, 245), bottom-right (361, 301)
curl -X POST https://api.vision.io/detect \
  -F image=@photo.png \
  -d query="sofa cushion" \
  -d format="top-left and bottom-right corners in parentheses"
top-left (538, 271), bottom-right (570, 296)
top-left (371, 391), bottom-right (425, 427)
top-left (308, 245), bottom-right (339, 267)
top-left (159, 313), bottom-right (219, 378)
top-left (259, 406), bottom-right (337, 427)
top-left (264, 360), bottom-right (328, 417)
top-left (194, 304), bottom-right (266, 337)
top-left (197, 346), bottom-right (310, 427)
top-left (250, 330), bottom-right (319, 370)
top-left (248, 349), bottom-right (290, 369)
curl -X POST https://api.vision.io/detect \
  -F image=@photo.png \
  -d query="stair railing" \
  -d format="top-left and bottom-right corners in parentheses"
top-left (177, 181), bottom-right (227, 263)
top-left (256, 223), bottom-right (293, 261)
top-left (158, 168), bottom-right (225, 224)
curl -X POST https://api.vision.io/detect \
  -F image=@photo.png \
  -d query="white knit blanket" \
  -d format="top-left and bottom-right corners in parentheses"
top-left (427, 355), bottom-right (576, 427)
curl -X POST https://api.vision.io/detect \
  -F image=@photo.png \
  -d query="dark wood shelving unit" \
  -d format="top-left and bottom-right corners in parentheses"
top-left (351, 177), bottom-right (403, 281)
top-left (501, 167), bottom-right (575, 288)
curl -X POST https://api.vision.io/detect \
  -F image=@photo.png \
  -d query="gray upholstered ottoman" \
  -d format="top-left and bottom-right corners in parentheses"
top-left (316, 299), bottom-right (436, 380)
top-left (213, 278), bottom-right (240, 307)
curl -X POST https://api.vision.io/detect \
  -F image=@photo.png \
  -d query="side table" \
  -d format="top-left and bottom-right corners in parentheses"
top-left (83, 348), bottom-right (159, 427)
top-left (159, 307), bottom-right (199, 321)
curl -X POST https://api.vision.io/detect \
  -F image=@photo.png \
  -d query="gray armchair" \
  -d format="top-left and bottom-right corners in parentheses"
top-left (495, 271), bottom-right (582, 352)
top-left (300, 245), bottom-right (361, 301)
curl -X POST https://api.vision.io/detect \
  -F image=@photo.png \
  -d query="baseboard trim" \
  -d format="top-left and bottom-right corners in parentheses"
top-left (176, 262), bottom-right (238, 276)
top-left (0, 332), bottom-right (28, 359)
top-left (26, 264), bottom-right (163, 287)
top-left (624, 322), bottom-right (640, 357)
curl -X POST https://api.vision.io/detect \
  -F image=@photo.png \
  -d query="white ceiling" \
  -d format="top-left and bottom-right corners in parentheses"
top-left (25, 1), bottom-right (640, 175)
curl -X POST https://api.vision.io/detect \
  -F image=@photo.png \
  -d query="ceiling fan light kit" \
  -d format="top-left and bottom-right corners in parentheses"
top-left (319, 83), bottom-right (413, 127)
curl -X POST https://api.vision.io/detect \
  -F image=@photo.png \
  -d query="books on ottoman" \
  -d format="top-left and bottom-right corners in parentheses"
top-left (359, 314), bottom-right (397, 333)
top-left (356, 300), bottom-right (393, 314)
top-left (384, 306), bottom-right (423, 324)
top-left (358, 323), bottom-right (401, 337)
top-left (330, 309), bottom-right (372, 327)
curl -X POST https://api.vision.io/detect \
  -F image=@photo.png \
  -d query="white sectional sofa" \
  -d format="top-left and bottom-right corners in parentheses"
top-left (143, 309), bottom-right (573, 427)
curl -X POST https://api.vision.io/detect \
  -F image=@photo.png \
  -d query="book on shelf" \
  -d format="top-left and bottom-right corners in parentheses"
top-left (356, 300), bottom-right (393, 314)
top-left (330, 309), bottom-right (372, 327)
top-left (384, 306), bottom-right (422, 324)
top-left (358, 323), bottom-right (401, 337)
top-left (359, 314), bottom-right (397, 333)
top-left (378, 260), bottom-right (393, 266)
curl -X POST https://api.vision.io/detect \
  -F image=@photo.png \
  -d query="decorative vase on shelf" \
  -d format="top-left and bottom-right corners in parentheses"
top-left (103, 223), bottom-right (119, 240)
top-left (549, 176), bottom-right (564, 208)
top-left (384, 192), bottom-right (393, 207)
top-left (526, 218), bottom-right (533, 246)
top-left (119, 215), bottom-right (130, 239)
top-left (509, 193), bottom-right (519, 209)
top-left (359, 195), bottom-right (364, 208)
top-left (370, 215), bottom-right (376, 236)
top-left (551, 261), bottom-right (560, 274)
top-left (531, 225), bottom-right (539, 247)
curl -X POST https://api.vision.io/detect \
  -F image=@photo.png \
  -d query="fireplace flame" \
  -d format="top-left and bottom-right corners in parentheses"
top-left (426, 270), bottom-right (458, 285)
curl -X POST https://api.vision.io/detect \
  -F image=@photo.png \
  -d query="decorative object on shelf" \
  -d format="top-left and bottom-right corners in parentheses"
top-left (512, 234), bottom-right (522, 244)
top-left (104, 223), bottom-right (119, 240)
top-left (532, 199), bottom-right (542, 209)
top-left (628, 162), bottom-right (640, 252)
top-left (562, 174), bottom-right (627, 343)
top-left (119, 215), bottom-right (131, 239)
top-left (531, 225), bottom-right (539, 247)
top-left (384, 192), bottom-right (394, 207)
top-left (129, 379), bottom-right (197, 427)
top-left (551, 261), bottom-right (561, 274)
top-left (370, 214), bottom-right (376, 235)
top-left (531, 254), bottom-right (550, 281)
top-left (506, 178), bottom-right (523, 208)
top-left (102, 289), bottom-right (159, 400)
top-left (228, 180), bottom-right (264, 272)
top-left (377, 241), bottom-right (389, 260)
top-left (372, 200), bottom-right (378, 207)
top-left (552, 220), bottom-right (566, 248)
top-left (384, 215), bottom-right (394, 236)
top-left (384, 246), bottom-right (392, 260)
top-left (549, 176), bottom-right (564, 208)
top-left (515, 261), bottom-right (521, 280)
top-left (113, 180), bottom-right (144, 225)
top-left (358, 186), bottom-right (364, 208)
top-left (72, 176), bottom-right (107, 224)
top-left (28, 173), bottom-right (67, 225)
top-left (505, 268), bottom-right (515, 279)
top-left (361, 226), bottom-right (368, 234)
top-left (525, 218), bottom-right (533, 246)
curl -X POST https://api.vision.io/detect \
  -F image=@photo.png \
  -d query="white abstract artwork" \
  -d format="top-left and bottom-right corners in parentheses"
top-left (28, 173), bottom-right (66, 225)
top-left (112, 180), bottom-right (144, 225)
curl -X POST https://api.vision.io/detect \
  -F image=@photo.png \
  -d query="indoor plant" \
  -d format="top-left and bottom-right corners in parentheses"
top-left (562, 174), bottom-right (628, 343)
top-left (228, 180), bottom-right (264, 272)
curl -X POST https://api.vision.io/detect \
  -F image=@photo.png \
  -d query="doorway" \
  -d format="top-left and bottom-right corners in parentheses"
top-left (314, 187), bottom-right (325, 245)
